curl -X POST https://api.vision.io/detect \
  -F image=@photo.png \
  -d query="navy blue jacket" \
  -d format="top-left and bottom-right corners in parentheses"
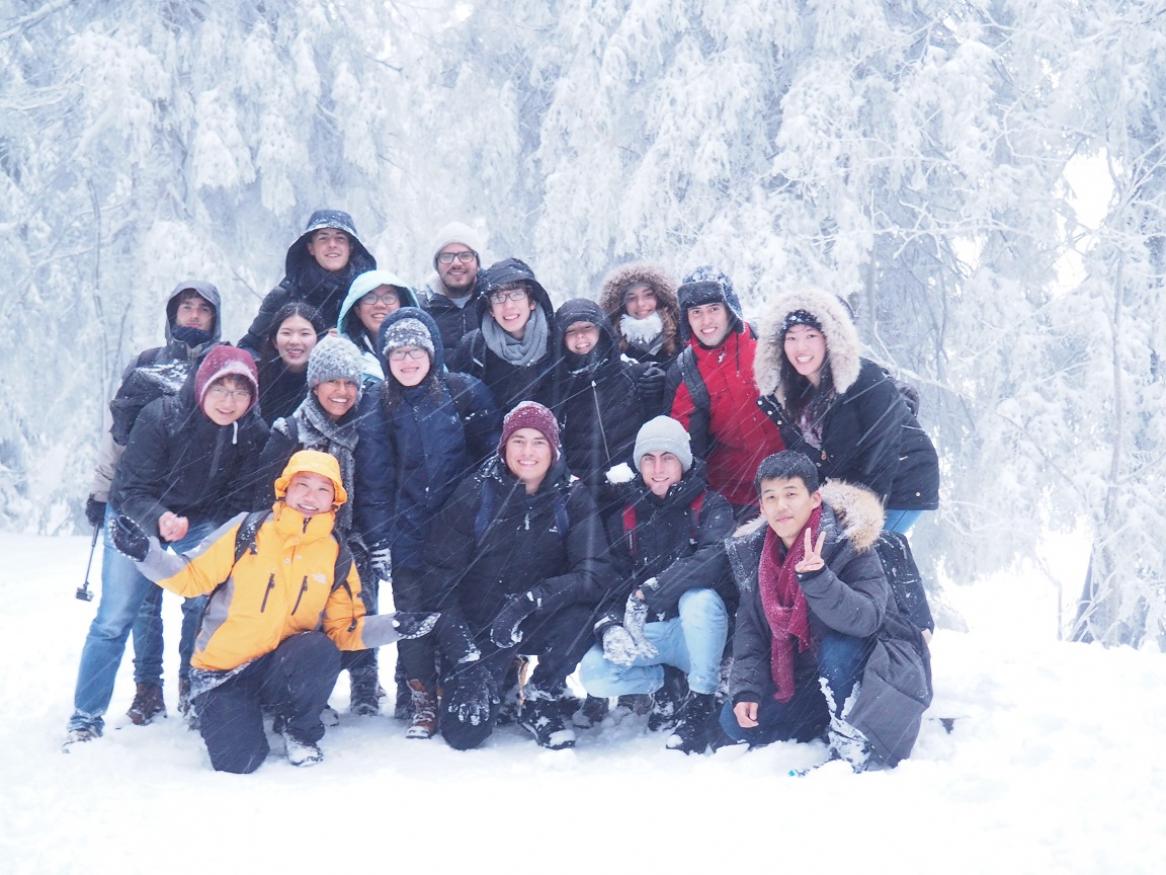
top-left (354, 308), bottom-right (500, 570)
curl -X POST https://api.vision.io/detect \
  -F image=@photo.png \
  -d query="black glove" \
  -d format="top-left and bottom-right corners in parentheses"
top-left (488, 589), bottom-right (543, 649)
top-left (637, 365), bottom-right (666, 415)
top-left (453, 662), bottom-right (499, 726)
top-left (109, 514), bottom-right (150, 562)
top-left (390, 611), bottom-right (441, 640)
top-left (438, 615), bottom-right (482, 665)
top-left (85, 496), bottom-right (107, 529)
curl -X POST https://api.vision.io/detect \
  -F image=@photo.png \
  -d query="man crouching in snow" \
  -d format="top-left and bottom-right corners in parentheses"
top-left (719, 451), bottom-right (931, 770)
top-left (109, 450), bottom-right (437, 773)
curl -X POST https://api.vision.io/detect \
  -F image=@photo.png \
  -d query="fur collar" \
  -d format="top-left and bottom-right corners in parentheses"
top-left (753, 287), bottom-right (862, 403)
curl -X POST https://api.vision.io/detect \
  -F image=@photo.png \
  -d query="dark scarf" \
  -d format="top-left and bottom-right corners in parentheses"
top-left (286, 395), bottom-right (359, 532)
top-left (758, 505), bottom-right (821, 703)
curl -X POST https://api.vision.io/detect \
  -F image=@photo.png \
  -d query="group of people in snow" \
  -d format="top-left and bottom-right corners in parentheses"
top-left (67, 211), bottom-right (940, 774)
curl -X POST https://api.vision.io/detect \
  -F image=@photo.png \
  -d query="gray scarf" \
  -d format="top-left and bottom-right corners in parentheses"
top-left (283, 395), bottom-right (359, 532)
top-left (481, 305), bottom-right (550, 366)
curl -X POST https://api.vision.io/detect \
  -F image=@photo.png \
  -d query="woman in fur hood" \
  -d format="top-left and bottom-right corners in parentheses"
top-left (754, 288), bottom-right (939, 534)
top-left (598, 262), bottom-right (681, 366)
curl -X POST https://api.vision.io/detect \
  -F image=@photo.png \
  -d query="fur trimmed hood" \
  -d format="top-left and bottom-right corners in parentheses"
top-left (728, 479), bottom-right (884, 554)
top-left (754, 287), bottom-right (862, 404)
top-left (598, 262), bottom-right (681, 358)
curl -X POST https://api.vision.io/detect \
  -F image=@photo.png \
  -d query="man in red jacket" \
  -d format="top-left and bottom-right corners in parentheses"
top-left (664, 267), bottom-right (783, 519)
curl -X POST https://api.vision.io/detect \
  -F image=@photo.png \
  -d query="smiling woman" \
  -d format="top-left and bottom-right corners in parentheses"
top-left (257, 303), bottom-right (325, 427)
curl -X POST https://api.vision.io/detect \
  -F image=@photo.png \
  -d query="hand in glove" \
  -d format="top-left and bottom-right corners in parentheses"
top-left (85, 496), bottom-right (107, 529)
top-left (623, 591), bottom-right (658, 659)
top-left (489, 589), bottom-right (543, 649)
top-left (390, 611), bottom-right (441, 640)
top-left (109, 514), bottom-right (151, 562)
top-left (367, 544), bottom-right (392, 599)
top-left (637, 364), bottom-right (666, 415)
top-left (602, 625), bottom-right (642, 667)
top-left (454, 662), bottom-right (499, 727)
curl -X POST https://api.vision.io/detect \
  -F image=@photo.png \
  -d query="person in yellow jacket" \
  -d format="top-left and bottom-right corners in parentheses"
top-left (109, 450), bottom-right (436, 773)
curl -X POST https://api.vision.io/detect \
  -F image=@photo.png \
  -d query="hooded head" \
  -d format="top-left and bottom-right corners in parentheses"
top-left (165, 281), bottom-right (222, 350)
top-left (753, 287), bottom-right (862, 406)
top-left (285, 209), bottom-right (376, 280)
top-left (193, 345), bottom-right (260, 415)
top-left (477, 258), bottom-right (556, 325)
top-left (554, 298), bottom-right (617, 364)
top-left (337, 269), bottom-right (420, 345)
top-left (676, 266), bottom-right (744, 344)
top-left (377, 307), bottom-right (446, 375)
top-left (598, 262), bottom-right (680, 357)
top-left (274, 449), bottom-right (349, 509)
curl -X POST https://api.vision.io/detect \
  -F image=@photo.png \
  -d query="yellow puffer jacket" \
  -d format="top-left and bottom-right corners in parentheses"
top-left (139, 450), bottom-right (398, 672)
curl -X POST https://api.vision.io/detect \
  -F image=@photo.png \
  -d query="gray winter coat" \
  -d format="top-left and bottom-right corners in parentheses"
top-left (725, 481), bottom-right (932, 765)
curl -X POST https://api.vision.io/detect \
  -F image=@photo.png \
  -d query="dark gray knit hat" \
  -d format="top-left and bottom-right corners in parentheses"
top-left (380, 317), bottom-right (435, 360)
top-left (307, 335), bottom-right (365, 401)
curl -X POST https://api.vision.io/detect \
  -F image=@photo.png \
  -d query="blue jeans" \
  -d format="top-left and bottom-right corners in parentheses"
top-left (883, 509), bottom-right (924, 534)
top-left (718, 631), bottom-right (873, 746)
top-left (69, 508), bottom-right (215, 732)
top-left (131, 584), bottom-right (164, 685)
top-left (579, 589), bottom-right (728, 697)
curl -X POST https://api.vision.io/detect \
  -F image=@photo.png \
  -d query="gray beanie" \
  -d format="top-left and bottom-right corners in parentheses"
top-left (307, 335), bottom-right (365, 400)
top-left (633, 416), bottom-right (693, 473)
top-left (381, 317), bottom-right (436, 360)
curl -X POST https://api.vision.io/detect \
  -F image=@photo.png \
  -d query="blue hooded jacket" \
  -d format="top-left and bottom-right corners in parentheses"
top-left (353, 307), bottom-right (500, 569)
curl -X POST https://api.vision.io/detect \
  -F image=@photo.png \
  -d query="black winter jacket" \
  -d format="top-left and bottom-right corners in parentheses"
top-left (551, 298), bottom-right (660, 494)
top-left (424, 457), bottom-right (612, 640)
top-left (597, 461), bottom-right (736, 636)
top-left (111, 391), bottom-right (269, 537)
top-left (761, 359), bottom-right (939, 510)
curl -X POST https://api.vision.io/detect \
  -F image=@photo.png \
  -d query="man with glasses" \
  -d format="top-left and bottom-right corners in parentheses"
top-left (448, 258), bottom-right (557, 414)
top-left (65, 346), bottom-right (269, 747)
top-left (423, 222), bottom-right (487, 351)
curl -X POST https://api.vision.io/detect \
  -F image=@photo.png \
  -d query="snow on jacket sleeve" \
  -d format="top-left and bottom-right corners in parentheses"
top-left (798, 542), bottom-right (888, 639)
top-left (641, 490), bottom-right (735, 614)
top-left (138, 514), bottom-right (247, 595)
top-left (323, 561), bottom-right (402, 650)
top-left (452, 373), bottom-right (501, 465)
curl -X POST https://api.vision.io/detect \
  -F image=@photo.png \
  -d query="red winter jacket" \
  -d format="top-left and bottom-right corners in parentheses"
top-left (665, 329), bottom-right (784, 507)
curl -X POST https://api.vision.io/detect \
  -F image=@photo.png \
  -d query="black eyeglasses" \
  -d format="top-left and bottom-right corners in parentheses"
top-left (437, 251), bottom-right (476, 265)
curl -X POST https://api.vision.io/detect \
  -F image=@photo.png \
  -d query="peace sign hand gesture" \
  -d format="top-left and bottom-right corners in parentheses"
top-left (795, 527), bottom-right (827, 575)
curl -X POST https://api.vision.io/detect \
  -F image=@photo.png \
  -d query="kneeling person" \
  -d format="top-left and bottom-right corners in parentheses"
top-left (579, 417), bottom-right (736, 753)
top-left (720, 451), bottom-right (931, 769)
top-left (109, 451), bottom-right (436, 773)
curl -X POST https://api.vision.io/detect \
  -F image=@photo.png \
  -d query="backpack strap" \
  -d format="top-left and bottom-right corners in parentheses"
top-left (688, 491), bottom-right (706, 543)
top-left (233, 509), bottom-right (270, 565)
top-left (330, 534), bottom-right (353, 592)
top-left (552, 490), bottom-right (570, 539)
top-left (677, 347), bottom-right (710, 411)
top-left (622, 505), bottom-right (638, 559)
top-left (473, 479), bottom-right (497, 544)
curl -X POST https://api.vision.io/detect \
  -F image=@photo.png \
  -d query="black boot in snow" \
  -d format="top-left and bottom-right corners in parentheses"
top-left (518, 689), bottom-right (576, 750)
top-left (665, 691), bottom-right (717, 754)
top-left (648, 666), bottom-right (689, 732)
top-left (350, 674), bottom-right (380, 717)
top-left (126, 683), bottom-right (167, 726)
top-left (571, 695), bottom-right (610, 729)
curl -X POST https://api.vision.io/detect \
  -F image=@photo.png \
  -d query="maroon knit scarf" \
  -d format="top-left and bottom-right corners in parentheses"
top-left (758, 505), bottom-right (822, 703)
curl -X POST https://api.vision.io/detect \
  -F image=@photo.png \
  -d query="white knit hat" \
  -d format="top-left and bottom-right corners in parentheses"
top-left (431, 221), bottom-right (487, 265)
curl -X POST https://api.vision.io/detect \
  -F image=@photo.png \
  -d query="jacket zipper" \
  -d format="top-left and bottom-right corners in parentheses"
top-left (259, 574), bottom-right (275, 612)
top-left (290, 576), bottom-right (308, 615)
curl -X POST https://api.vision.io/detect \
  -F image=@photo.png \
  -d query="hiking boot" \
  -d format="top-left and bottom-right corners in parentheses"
top-left (518, 689), bottom-right (576, 750)
top-left (177, 677), bottom-right (200, 730)
top-left (63, 723), bottom-right (102, 749)
top-left (350, 676), bottom-right (380, 717)
top-left (126, 683), bottom-right (167, 726)
top-left (404, 680), bottom-right (438, 739)
top-left (648, 666), bottom-right (689, 732)
top-left (618, 693), bottom-right (652, 715)
top-left (283, 732), bottom-right (324, 767)
top-left (571, 695), bottom-right (609, 729)
top-left (665, 691), bottom-right (717, 754)
top-left (320, 705), bottom-right (340, 727)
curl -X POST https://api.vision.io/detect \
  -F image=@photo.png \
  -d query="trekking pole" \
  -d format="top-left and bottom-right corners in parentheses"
top-left (76, 525), bottom-right (99, 602)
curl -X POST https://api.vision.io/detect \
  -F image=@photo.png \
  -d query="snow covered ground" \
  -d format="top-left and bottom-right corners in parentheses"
top-left (3, 531), bottom-right (1164, 875)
